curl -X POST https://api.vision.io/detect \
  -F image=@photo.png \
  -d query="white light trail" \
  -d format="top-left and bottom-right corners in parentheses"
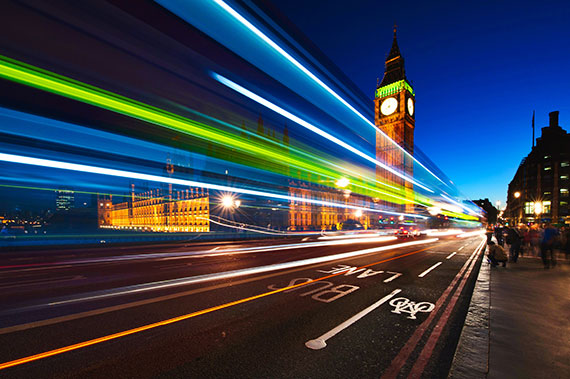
top-left (48, 238), bottom-right (438, 306)
top-left (211, 0), bottom-right (448, 187)
top-left (213, 73), bottom-right (434, 194)
top-left (0, 152), bottom-right (427, 219)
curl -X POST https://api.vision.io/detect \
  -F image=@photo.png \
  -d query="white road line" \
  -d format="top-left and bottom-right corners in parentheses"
top-left (209, 246), bottom-right (221, 252)
top-left (458, 246), bottom-right (464, 251)
top-left (383, 272), bottom-right (402, 283)
top-left (446, 252), bottom-right (457, 260)
top-left (418, 262), bottom-right (443, 278)
top-left (305, 289), bottom-right (402, 350)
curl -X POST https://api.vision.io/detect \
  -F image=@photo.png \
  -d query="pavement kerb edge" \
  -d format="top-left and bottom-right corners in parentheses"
top-left (448, 247), bottom-right (490, 379)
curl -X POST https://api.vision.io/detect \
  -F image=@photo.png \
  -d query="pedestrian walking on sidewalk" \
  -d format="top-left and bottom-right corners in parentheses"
top-left (494, 226), bottom-right (504, 246)
top-left (506, 226), bottom-right (522, 263)
top-left (486, 224), bottom-right (494, 244)
top-left (540, 223), bottom-right (559, 268)
top-left (487, 241), bottom-right (507, 267)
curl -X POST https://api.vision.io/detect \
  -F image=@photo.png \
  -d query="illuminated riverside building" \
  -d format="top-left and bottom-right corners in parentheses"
top-left (98, 187), bottom-right (210, 232)
top-left (506, 111), bottom-right (570, 225)
top-left (288, 183), bottom-right (370, 231)
top-left (375, 27), bottom-right (415, 214)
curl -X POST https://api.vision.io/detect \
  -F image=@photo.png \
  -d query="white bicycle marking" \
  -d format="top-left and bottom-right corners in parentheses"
top-left (389, 297), bottom-right (435, 320)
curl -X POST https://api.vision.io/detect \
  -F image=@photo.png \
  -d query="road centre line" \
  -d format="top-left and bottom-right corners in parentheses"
top-left (0, 239), bottom-right (450, 371)
top-left (305, 289), bottom-right (402, 350)
top-left (381, 237), bottom-right (486, 378)
top-left (446, 252), bottom-right (457, 259)
top-left (418, 262), bottom-right (443, 278)
top-left (457, 246), bottom-right (464, 251)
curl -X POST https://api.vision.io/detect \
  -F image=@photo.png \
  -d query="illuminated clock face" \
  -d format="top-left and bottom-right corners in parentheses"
top-left (407, 98), bottom-right (414, 116)
top-left (380, 97), bottom-right (398, 116)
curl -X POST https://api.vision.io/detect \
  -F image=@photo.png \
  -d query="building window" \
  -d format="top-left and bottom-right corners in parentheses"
top-left (544, 191), bottom-right (551, 195)
top-left (561, 161), bottom-right (570, 167)
top-left (544, 155), bottom-right (551, 159)
top-left (561, 188), bottom-right (569, 196)
top-left (561, 175), bottom-right (569, 180)
top-left (561, 201), bottom-right (568, 206)
top-left (542, 201), bottom-right (551, 214)
top-left (524, 202), bottom-right (534, 215)
top-left (544, 166), bottom-right (551, 171)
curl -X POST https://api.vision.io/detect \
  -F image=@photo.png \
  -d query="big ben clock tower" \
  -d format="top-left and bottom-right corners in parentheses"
top-left (375, 26), bottom-right (415, 213)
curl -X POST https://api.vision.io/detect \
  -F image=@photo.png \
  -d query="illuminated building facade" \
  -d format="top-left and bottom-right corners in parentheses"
top-left (375, 27), bottom-right (415, 214)
top-left (98, 187), bottom-right (210, 232)
top-left (506, 111), bottom-right (570, 225)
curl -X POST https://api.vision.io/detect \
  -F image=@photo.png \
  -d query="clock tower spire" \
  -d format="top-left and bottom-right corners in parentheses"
top-left (375, 27), bottom-right (415, 213)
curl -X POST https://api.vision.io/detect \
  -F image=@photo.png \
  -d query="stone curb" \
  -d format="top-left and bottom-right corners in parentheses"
top-left (448, 253), bottom-right (490, 378)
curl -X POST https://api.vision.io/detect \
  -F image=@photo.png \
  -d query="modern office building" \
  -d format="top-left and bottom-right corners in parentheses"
top-left (505, 111), bottom-right (570, 225)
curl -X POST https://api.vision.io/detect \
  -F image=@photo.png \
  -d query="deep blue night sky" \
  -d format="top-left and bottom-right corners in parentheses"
top-left (272, 0), bottom-right (570, 207)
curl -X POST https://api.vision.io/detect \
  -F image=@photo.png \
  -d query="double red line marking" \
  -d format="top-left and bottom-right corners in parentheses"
top-left (382, 238), bottom-right (486, 379)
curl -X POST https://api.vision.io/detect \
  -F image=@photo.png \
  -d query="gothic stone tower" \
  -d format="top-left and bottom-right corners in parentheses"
top-left (375, 27), bottom-right (415, 213)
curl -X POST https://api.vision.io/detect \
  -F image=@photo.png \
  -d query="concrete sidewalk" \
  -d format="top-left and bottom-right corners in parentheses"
top-left (450, 252), bottom-right (570, 378)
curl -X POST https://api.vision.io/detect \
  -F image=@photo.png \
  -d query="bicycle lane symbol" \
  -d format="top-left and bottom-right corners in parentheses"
top-left (389, 297), bottom-right (435, 320)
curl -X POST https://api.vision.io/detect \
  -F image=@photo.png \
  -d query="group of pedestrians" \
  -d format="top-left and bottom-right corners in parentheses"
top-left (485, 223), bottom-right (570, 268)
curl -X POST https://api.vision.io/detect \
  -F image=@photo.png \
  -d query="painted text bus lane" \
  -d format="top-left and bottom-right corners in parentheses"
top-left (267, 263), bottom-right (403, 303)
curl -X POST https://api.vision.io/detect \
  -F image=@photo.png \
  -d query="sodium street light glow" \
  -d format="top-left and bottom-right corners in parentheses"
top-left (335, 178), bottom-right (350, 188)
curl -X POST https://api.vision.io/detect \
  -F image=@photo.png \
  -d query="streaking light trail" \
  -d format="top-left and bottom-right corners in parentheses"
top-left (213, 73), bottom-right (434, 193)
top-left (0, 152), bottom-right (427, 219)
top-left (209, 0), bottom-right (447, 186)
top-left (0, 239), bottom-right (440, 371)
top-left (0, 54), bottom-right (430, 206)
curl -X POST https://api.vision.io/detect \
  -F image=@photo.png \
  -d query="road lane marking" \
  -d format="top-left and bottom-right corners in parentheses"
top-left (383, 272), bottom-right (402, 283)
top-left (305, 289), bottom-right (402, 350)
top-left (457, 246), bottom-right (464, 251)
top-left (446, 252), bottom-right (457, 260)
top-left (418, 262), bottom-right (443, 278)
top-left (209, 246), bottom-right (221, 252)
top-left (381, 237), bottom-right (486, 379)
top-left (0, 240), bottom-right (448, 370)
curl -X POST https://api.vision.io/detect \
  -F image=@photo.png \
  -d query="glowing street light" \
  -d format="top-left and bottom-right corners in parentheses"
top-left (335, 177), bottom-right (350, 188)
top-left (354, 210), bottom-right (363, 218)
top-left (534, 201), bottom-right (542, 216)
top-left (222, 195), bottom-right (235, 208)
top-left (514, 191), bottom-right (521, 198)
top-left (427, 206), bottom-right (441, 216)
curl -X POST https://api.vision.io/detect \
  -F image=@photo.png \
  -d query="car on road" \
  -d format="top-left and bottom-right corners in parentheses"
top-left (395, 226), bottom-right (421, 238)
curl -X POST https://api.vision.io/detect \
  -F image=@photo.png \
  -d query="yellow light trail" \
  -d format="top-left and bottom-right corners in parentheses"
top-left (0, 241), bottom-right (445, 371)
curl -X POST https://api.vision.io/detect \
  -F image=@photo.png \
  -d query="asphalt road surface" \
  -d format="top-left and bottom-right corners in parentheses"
top-left (0, 232), bottom-right (485, 378)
